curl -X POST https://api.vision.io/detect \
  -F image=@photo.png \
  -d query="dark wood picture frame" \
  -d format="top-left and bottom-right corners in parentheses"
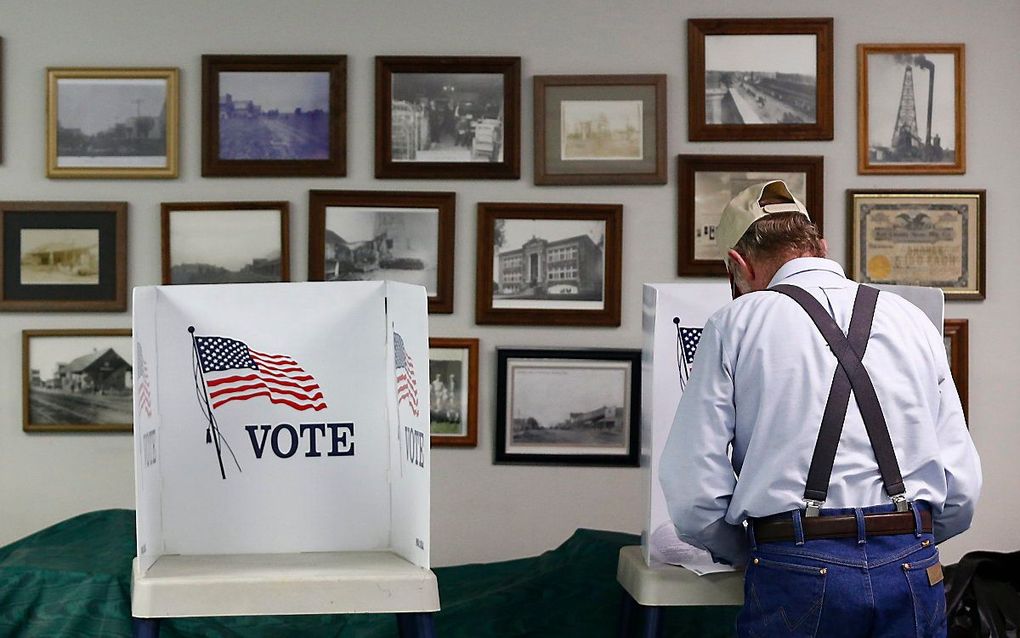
top-left (23, 328), bottom-right (133, 433)
top-left (375, 56), bottom-right (521, 179)
top-left (0, 201), bottom-right (127, 311)
top-left (160, 201), bottom-right (290, 285)
top-left (677, 154), bottom-right (824, 276)
top-left (687, 18), bottom-right (834, 141)
top-left (201, 54), bottom-right (346, 177)
top-left (857, 43), bottom-right (965, 175)
top-left (533, 74), bottom-right (667, 185)
top-left (495, 348), bottom-right (640, 467)
top-left (848, 190), bottom-right (985, 300)
top-left (476, 202), bottom-right (622, 327)
top-left (428, 337), bottom-right (479, 447)
top-left (308, 190), bottom-right (456, 314)
top-left (944, 318), bottom-right (969, 421)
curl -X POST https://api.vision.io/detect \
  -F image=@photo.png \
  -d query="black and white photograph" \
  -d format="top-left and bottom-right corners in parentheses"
top-left (308, 190), bottom-right (456, 313)
top-left (161, 202), bottom-right (289, 285)
top-left (23, 329), bottom-right (133, 432)
top-left (428, 337), bottom-right (478, 447)
top-left (47, 68), bottom-right (178, 178)
top-left (560, 100), bottom-right (642, 160)
top-left (19, 229), bottom-right (99, 285)
top-left (218, 71), bottom-right (330, 161)
top-left (858, 44), bottom-right (964, 174)
top-left (495, 349), bottom-right (640, 466)
top-left (492, 218), bottom-right (606, 310)
top-left (704, 34), bottom-right (817, 125)
top-left (391, 72), bottom-right (505, 163)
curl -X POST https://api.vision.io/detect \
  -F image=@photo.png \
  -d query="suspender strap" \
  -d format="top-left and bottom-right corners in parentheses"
top-left (770, 284), bottom-right (908, 512)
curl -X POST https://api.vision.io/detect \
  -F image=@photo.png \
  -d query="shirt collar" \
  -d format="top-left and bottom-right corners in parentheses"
top-left (768, 257), bottom-right (849, 288)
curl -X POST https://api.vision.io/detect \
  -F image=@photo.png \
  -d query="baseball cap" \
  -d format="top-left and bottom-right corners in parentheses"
top-left (715, 180), bottom-right (810, 253)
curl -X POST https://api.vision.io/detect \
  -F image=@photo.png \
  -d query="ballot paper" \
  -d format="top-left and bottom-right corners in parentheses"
top-left (649, 521), bottom-right (736, 576)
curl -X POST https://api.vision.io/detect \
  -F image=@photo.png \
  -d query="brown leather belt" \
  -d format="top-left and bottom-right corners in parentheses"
top-left (752, 509), bottom-right (932, 544)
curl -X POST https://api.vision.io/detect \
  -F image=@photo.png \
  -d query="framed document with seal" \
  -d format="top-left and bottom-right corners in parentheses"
top-left (848, 190), bottom-right (985, 300)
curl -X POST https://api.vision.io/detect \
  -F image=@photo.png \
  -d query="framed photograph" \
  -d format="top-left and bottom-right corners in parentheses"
top-left (46, 67), bottom-right (179, 178)
top-left (308, 190), bottom-right (455, 314)
top-left (848, 190), bottom-right (985, 300)
top-left (375, 56), bottom-right (521, 179)
top-left (533, 74), bottom-right (666, 185)
top-left (161, 201), bottom-right (290, 284)
top-left (858, 44), bottom-right (965, 174)
top-left (495, 348), bottom-right (640, 466)
top-left (476, 202), bottom-right (622, 327)
top-left (202, 55), bottom-right (346, 177)
top-left (428, 337), bottom-right (479, 447)
top-left (943, 319), bottom-right (969, 421)
top-left (687, 18), bottom-right (834, 141)
top-left (0, 37), bottom-right (5, 164)
top-left (23, 329), bottom-right (133, 432)
top-left (0, 201), bottom-right (127, 311)
top-left (677, 154), bottom-right (824, 276)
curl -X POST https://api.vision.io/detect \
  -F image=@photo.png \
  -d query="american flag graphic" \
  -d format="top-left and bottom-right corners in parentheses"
top-left (394, 332), bottom-right (419, 416)
top-left (136, 342), bottom-right (152, 418)
top-left (676, 326), bottom-right (703, 391)
top-left (193, 335), bottom-right (327, 411)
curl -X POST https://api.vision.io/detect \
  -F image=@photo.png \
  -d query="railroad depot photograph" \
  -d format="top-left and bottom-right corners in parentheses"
top-left (429, 356), bottom-right (467, 436)
top-left (866, 52), bottom-right (957, 165)
top-left (704, 34), bottom-right (817, 125)
top-left (492, 219), bottom-right (606, 310)
top-left (26, 333), bottom-right (132, 430)
top-left (19, 228), bottom-right (100, 285)
top-left (507, 359), bottom-right (630, 451)
top-left (56, 78), bottom-right (168, 166)
top-left (560, 99), bottom-right (643, 161)
top-left (168, 209), bottom-right (284, 284)
top-left (218, 71), bottom-right (330, 160)
top-left (693, 170), bottom-right (807, 261)
top-left (323, 206), bottom-right (439, 294)
top-left (391, 72), bottom-right (504, 162)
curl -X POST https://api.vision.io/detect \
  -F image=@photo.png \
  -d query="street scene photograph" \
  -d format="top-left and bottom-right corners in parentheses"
top-left (27, 334), bottom-right (132, 427)
top-left (169, 209), bottom-right (283, 284)
top-left (704, 34), bottom-right (817, 125)
top-left (560, 99), bottom-right (643, 161)
top-left (218, 71), bottom-right (330, 160)
top-left (19, 228), bottom-right (100, 285)
top-left (391, 72), bottom-right (504, 162)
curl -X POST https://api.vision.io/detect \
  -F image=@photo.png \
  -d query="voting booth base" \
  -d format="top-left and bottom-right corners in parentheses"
top-left (130, 282), bottom-right (436, 635)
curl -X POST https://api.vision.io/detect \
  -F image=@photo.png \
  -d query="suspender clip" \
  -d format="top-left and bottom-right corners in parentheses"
top-left (892, 493), bottom-right (909, 512)
top-left (804, 500), bottom-right (822, 517)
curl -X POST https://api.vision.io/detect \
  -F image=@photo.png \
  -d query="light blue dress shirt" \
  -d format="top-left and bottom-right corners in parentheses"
top-left (659, 258), bottom-right (982, 566)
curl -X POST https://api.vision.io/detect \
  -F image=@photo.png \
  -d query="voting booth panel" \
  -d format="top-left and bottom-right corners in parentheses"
top-left (640, 282), bottom-right (945, 570)
top-left (133, 281), bottom-right (430, 574)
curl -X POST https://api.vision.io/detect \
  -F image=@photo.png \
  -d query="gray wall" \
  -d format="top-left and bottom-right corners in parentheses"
top-left (0, 0), bottom-right (1016, 567)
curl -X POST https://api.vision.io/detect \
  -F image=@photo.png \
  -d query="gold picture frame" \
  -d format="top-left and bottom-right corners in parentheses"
top-left (46, 67), bottom-right (179, 178)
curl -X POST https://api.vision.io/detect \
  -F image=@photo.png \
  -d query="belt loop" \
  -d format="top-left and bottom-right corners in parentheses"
top-left (791, 509), bottom-right (806, 546)
top-left (854, 508), bottom-right (867, 544)
top-left (911, 503), bottom-right (923, 538)
top-left (747, 520), bottom-right (758, 551)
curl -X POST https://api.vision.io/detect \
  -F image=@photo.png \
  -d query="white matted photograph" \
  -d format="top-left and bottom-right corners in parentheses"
top-left (492, 218), bottom-right (605, 310)
top-left (20, 229), bottom-right (100, 285)
top-left (560, 100), bottom-right (643, 161)
top-left (704, 34), bottom-right (817, 125)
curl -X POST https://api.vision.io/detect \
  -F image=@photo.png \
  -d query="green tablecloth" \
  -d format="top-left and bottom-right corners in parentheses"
top-left (0, 510), bottom-right (738, 637)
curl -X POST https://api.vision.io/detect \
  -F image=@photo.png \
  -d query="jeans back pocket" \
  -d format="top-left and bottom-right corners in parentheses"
top-left (737, 556), bottom-right (827, 637)
top-left (902, 550), bottom-right (947, 637)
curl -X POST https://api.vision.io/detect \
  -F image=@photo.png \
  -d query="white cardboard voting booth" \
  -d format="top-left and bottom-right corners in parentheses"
top-left (131, 281), bottom-right (436, 619)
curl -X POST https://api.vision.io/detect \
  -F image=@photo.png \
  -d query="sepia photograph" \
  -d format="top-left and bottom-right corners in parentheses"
top-left (23, 329), bottom-right (133, 432)
top-left (0, 201), bottom-right (127, 311)
top-left (47, 68), bottom-right (178, 178)
top-left (428, 337), bottom-right (478, 447)
top-left (308, 190), bottom-right (456, 313)
top-left (162, 202), bottom-right (289, 285)
top-left (858, 44), bottom-right (964, 174)
top-left (495, 348), bottom-right (640, 466)
top-left (688, 18), bottom-right (833, 141)
top-left (202, 55), bottom-right (346, 177)
top-left (560, 100), bottom-right (642, 160)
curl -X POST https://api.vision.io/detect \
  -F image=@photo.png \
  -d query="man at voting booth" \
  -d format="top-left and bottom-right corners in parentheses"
top-left (659, 180), bottom-right (981, 637)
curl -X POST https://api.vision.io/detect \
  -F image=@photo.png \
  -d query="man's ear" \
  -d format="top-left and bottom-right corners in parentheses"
top-left (726, 248), bottom-right (754, 283)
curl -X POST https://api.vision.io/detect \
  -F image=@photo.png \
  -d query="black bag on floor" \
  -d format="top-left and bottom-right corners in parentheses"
top-left (945, 550), bottom-right (1020, 638)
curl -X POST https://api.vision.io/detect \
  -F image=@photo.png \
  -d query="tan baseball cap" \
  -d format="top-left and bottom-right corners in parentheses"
top-left (716, 180), bottom-right (810, 253)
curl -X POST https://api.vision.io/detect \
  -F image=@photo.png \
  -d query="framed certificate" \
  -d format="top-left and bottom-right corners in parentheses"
top-left (848, 190), bottom-right (985, 300)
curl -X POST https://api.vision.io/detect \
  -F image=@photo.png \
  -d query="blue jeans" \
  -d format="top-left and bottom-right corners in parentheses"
top-left (736, 503), bottom-right (946, 638)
